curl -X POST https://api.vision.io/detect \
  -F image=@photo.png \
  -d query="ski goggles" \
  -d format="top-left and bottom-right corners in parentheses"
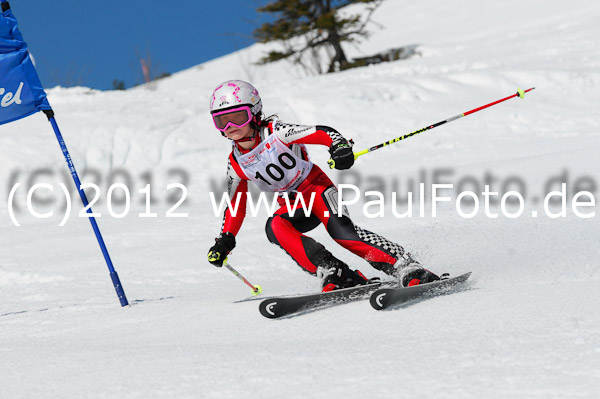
top-left (212, 106), bottom-right (253, 132)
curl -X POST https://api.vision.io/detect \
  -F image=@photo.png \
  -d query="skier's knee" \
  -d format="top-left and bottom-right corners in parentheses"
top-left (327, 214), bottom-right (360, 241)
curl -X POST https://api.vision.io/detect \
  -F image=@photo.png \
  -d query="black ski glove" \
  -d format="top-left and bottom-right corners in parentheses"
top-left (328, 140), bottom-right (355, 170)
top-left (207, 232), bottom-right (236, 267)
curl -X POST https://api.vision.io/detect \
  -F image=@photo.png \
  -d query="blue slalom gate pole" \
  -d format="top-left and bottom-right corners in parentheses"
top-left (1, 1), bottom-right (127, 306)
top-left (44, 110), bottom-right (129, 307)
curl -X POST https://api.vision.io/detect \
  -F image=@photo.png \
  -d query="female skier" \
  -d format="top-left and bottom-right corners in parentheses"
top-left (207, 80), bottom-right (440, 291)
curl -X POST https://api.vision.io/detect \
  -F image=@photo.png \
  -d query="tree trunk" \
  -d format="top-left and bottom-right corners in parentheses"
top-left (327, 30), bottom-right (348, 72)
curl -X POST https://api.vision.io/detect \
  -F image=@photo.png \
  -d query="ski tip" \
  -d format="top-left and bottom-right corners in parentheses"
top-left (259, 299), bottom-right (280, 319)
top-left (370, 289), bottom-right (390, 310)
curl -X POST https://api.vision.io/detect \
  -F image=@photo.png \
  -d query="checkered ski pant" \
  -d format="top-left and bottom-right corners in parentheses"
top-left (265, 166), bottom-right (417, 276)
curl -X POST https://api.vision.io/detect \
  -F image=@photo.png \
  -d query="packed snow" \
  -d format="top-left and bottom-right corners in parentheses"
top-left (1, 0), bottom-right (599, 398)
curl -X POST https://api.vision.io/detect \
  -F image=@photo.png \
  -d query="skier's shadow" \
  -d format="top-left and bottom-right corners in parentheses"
top-left (130, 296), bottom-right (178, 306)
top-left (234, 295), bottom-right (279, 303)
top-left (0, 295), bottom-right (179, 317)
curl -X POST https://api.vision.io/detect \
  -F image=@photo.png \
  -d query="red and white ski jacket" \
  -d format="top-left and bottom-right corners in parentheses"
top-left (220, 120), bottom-right (346, 236)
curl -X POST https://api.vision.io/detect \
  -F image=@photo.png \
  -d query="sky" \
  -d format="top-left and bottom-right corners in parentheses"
top-left (10, 0), bottom-right (273, 90)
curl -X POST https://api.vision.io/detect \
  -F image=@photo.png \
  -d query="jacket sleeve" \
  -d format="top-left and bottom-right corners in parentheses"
top-left (273, 121), bottom-right (347, 147)
top-left (220, 153), bottom-right (248, 236)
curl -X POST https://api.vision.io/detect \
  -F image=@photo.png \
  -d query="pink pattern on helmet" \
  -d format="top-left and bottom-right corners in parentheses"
top-left (210, 84), bottom-right (224, 108)
top-left (228, 82), bottom-right (242, 102)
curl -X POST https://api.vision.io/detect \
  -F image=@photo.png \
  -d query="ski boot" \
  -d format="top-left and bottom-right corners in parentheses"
top-left (399, 263), bottom-right (442, 287)
top-left (317, 260), bottom-right (372, 293)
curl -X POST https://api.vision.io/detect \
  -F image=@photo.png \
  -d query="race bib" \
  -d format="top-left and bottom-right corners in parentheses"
top-left (236, 134), bottom-right (312, 192)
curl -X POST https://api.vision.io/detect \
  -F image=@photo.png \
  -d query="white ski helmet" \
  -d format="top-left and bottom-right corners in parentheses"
top-left (209, 80), bottom-right (262, 116)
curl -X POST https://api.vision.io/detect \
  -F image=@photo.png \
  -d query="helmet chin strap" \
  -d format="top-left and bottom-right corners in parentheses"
top-left (234, 132), bottom-right (256, 143)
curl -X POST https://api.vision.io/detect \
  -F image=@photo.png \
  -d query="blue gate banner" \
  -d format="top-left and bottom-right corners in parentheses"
top-left (1, 1), bottom-right (51, 125)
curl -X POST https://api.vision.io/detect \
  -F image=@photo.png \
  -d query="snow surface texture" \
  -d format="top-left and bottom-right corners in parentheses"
top-left (1, 0), bottom-right (600, 398)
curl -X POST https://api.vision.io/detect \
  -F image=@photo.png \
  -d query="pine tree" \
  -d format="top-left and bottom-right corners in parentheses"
top-left (254, 0), bottom-right (383, 74)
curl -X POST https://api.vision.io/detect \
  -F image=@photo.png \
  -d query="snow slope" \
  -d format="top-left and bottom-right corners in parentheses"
top-left (1, 0), bottom-right (600, 398)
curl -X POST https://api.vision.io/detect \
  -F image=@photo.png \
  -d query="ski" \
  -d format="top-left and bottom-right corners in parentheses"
top-left (370, 272), bottom-right (472, 310)
top-left (259, 281), bottom-right (398, 319)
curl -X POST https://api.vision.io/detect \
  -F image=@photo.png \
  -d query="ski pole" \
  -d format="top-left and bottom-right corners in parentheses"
top-left (224, 260), bottom-right (263, 296)
top-left (328, 87), bottom-right (535, 168)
